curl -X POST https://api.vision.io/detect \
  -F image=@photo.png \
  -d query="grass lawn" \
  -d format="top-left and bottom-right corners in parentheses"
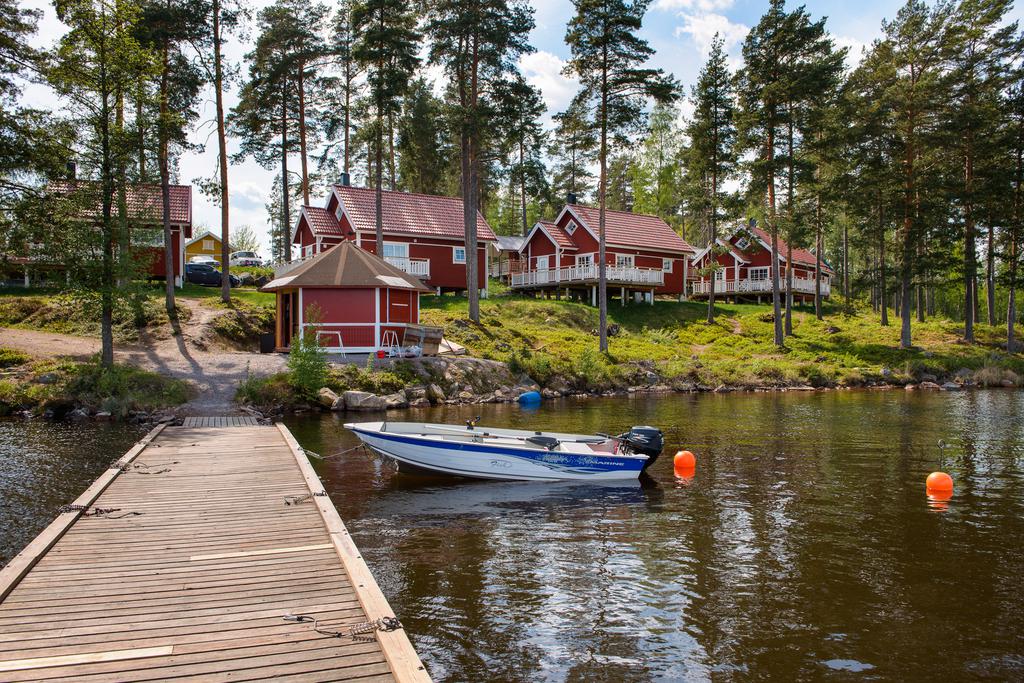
top-left (420, 290), bottom-right (1023, 389)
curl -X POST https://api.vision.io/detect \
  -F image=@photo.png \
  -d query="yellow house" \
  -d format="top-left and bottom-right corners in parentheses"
top-left (184, 230), bottom-right (223, 265)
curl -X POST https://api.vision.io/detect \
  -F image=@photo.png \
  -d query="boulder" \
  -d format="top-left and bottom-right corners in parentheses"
top-left (1001, 378), bottom-right (1017, 388)
top-left (941, 382), bottom-right (961, 391)
top-left (426, 384), bottom-right (446, 404)
top-left (94, 411), bottom-right (112, 421)
top-left (905, 384), bottom-right (918, 391)
top-left (382, 392), bottom-right (408, 409)
top-left (920, 381), bottom-right (941, 390)
top-left (68, 408), bottom-right (89, 421)
top-left (408, 397), bottom-right (430, 407)
top-left (342, 391), bottom-right (386, 411)
top-left (541, 388), bottom-right (561, 399)
top-left (35, 372), bottom-right (60, 385)
top-left (404, 386), bottom-right (428, 401)
top-left (317, 387), bottom-right (339, 409)
top-left (457, 390), bottom-right (475, 401)
top-left (330, 396), bottom-right (346, 411)
top-left (920, 373), bottom-right (938, 383)
top-left (955, 367), bottom-right (974, 380)
top-left (714, 384), bottom-right (732, 393)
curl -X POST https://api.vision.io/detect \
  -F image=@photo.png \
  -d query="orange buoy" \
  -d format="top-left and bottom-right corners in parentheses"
top-left (674, 450), bottom-right (696, 470)
top-left (926, 471), bottom-right (954, 493)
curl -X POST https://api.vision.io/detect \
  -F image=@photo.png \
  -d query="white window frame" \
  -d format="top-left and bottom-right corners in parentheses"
top-left (203, 239), bottom-right (214, 250)
top-left (662, 258), bottom-right (673, 273)
top-left (714, 269), bottom-right (726, 282)
top-left (334, 203), bottom-right (344, 221)
top-left (565, 221), bottom-right (577, 235)
top-left (749, 266), bottom-right (769, 281)
top-left (735, 237), bottom-right (750, 250)
top-left (303, 244), bottom-right (315, 258)
top-left (615, 254), bottom-right (635, 268)
top-left (576, 253), bottom-right (593, 267)
top-left (535, 254), bottom-right (550, 270)
top-left (452, 246), bottom-right (467, 264)
top-left (382, 241), bottom-right (409, 259)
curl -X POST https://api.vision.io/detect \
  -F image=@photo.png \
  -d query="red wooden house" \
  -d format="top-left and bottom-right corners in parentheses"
top-left (9, 180), bottom-right (192, 287)
top-left (262, 240), bottom-right (429, 353)
top-left (511, 203), bottom-right (696, 303)
top-left (690, 225), bottom-right (834, 302)
top-left (290, 182), bottom-right (496, 295)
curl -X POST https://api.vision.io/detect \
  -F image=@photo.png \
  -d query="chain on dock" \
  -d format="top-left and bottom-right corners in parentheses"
top-left (283, 614), bottom-right (403, 641)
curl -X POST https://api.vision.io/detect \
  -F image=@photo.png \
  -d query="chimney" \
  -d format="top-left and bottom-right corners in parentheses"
top-left (567, 192), bottom-right (577, 205)
top-left (339, 171), bottom-right (351, 187)
top-left (66, 161), bottom-right (76, 180)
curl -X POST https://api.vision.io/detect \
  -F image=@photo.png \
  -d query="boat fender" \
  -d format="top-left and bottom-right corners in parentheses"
top-left (518, 390), bottom-right (542, 405)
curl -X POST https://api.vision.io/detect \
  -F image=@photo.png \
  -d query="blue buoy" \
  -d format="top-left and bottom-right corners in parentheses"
top-left (518, 390), bottom-right (542, 405)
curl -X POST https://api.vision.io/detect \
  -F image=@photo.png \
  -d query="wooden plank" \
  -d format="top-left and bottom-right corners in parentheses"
top-left (188, 543), bottom-right (334, 562)
top-left (278, 424), bottom-right (431, 683)
top-left (0, 424), bottom-right (167, 602)
top-left (0, 646), bottom-right (173, 673)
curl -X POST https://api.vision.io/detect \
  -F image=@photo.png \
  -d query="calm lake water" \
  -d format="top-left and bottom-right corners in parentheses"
top-left (2, 391), bottom-right (1023, 681)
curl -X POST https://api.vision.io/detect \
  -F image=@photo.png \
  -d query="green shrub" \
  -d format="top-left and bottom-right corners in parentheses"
top-left (236, 370), bottom-right (302, 408)
top-left (286, 304), bottom-right (328, 398)
top-left (63, 362), bottom-right (192, 412)
top-left (0, 348), bottom-right (30, 368)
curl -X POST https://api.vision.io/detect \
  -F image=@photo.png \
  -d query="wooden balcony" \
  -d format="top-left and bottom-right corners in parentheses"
top-left (691, 277), bottom-right (831, 297)
top-left (384, 256), bottom-right (430, 279)
top-left (510, 264), bottom-right (665, 289)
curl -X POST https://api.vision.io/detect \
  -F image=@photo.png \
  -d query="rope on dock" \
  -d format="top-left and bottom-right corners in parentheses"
top-left (56, 504), bottom-right (142, 519)
top-left (301, 444), bottom-right (369, 461)
top-left (284, 491), bottom-right (329, 506)
top-left (283, 614), bottom-right (404, 642)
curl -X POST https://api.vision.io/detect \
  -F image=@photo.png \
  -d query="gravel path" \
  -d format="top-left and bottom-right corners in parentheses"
top-left (0, 301), bottom-right (286, 416)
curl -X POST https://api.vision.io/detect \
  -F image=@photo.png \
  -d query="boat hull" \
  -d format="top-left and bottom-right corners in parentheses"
top-left (348, 426), bottom-right (647, 481)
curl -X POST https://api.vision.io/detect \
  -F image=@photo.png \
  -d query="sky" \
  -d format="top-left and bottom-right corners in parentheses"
top-left (22, 0), bottom-right (1024, 256)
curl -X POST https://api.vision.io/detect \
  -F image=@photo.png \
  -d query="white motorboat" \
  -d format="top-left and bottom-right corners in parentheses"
top-left (344, 421), bottom-right (664, 481)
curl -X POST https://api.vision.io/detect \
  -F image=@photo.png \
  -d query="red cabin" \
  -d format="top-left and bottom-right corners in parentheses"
top-left (291, 183), bottom-right (496, 295)
top-left (262, 241), bottom-right (430, 354)
top-left (511, 204), bottom-right (696, 303)
top-left (690, 226), bottom-right (834, 302)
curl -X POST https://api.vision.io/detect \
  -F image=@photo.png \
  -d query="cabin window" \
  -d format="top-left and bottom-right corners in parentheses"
top-left (134, 228), bottom-right (163, 247)
top-left (382, 242), bottom-right (408, 259)
top-left (535, 255), bottom-right (550, 270)
top-left (749, 266), bottom-right (769, 281)
top-left (735, 237), bottom-right (750, 250)
top-left (714, 269), bottom-right (726, 282)
top-left (663, 258), bottom-right (673, 273)
top-left (615, 254), bottom-right (634, 268)
top-left (566, 221), bottom-right (577, 235)
top-left (335, 203), bottom-right (343, 221)
top-left (453, 246), bottom-right (467, 264)
top-left (576, 253), bottom-right (593, 267)
top-left (203, 239), bottom-right (214, 250)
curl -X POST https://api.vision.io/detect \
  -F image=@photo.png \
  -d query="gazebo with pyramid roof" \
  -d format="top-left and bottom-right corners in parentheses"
top-left (262, 241), bottom-right (430, 353)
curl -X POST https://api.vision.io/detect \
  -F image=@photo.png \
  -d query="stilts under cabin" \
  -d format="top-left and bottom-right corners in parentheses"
top-left (261, 241), bottom-right (430, 354)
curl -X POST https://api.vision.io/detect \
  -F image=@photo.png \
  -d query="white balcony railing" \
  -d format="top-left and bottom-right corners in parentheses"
top-left (384, 256), bottom-right (430, 278)
top-left (510, 264), bottom-right (665, 288)
top-left (691, 277), bottom-right (830, 296)
top-left (272, 254), bottom-right (313, 278)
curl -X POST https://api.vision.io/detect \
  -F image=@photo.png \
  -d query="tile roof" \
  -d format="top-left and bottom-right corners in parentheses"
top-left (50, 180), bottom-right (192, 227)
top-left (262, 241), bottom-right (430, 292)
top-left (567, 204), bottom-right (694, 254)
top-left (537, 220), bottom-right (577, 251)
top-left (749, 227), bottom-right (834, 274)
top-left (333, 185), bottom-right (496, 242)
top-left (302, 206), bottom-right (345, 237)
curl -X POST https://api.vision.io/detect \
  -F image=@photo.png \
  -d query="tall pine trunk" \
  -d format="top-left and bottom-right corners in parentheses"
top-left (100, 54), bottom-right (114, 368)
top-left (879, 210), bottom-right (888, 327)
top-left (707, 122), bottom-right (718, 324)
top-left (214, 0), bottom-right (231, 304)
top-left (298, 67), bottom-right (310, 206)
top-left (964, 129), bottom-right (975, 341)
top-left (784, 115), bottom-right (794, 336)
top-left (597, 41), bottom-right (608, 353)
top-left (518, 138), bottom-right (527, 236)
top-left (768, 126), bottom-right (782, 347)
top-left (159, 41), bottom-right (175, 316)
top-left (814, 191), bottom-right (822, 320)
top-left (986, 224), bottom-right (995, 326)
top-left (281, 81), bottom-right (291, 263)
top-left (375, 93), bottom-right (384, 254)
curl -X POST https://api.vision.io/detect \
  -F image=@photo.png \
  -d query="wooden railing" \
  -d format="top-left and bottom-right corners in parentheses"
top-left (384, 256), bottom-right (430, 278)
top-left (510, 264), bottom-right (665, 288)
top-left (691, 277), bottom-right (831, 296)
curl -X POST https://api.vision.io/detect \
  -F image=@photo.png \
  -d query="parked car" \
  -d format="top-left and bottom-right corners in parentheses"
top-left (188, 255), bottom-right (220, 267)
top-left (230, 251), bottom-right (262, 267)
top-left (185, 263), bottom-right (240, 288)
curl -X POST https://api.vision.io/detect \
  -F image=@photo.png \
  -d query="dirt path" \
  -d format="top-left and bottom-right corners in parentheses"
top-left (1, 299), bottom-right (286, 416)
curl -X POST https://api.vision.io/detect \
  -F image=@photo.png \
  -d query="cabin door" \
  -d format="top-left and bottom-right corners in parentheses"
top-left (280, 292), bottom-right (293, 349)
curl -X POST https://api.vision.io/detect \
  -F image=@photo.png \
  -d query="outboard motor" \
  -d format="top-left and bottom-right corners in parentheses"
top-left (617, 426), bottom-right (664, 471)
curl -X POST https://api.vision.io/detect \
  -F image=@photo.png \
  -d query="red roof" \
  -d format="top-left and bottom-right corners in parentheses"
top-left (50, 180), bottom-right (192, 228)
top-left (302, 206), bottom-right (345, 237)
top-left (333, 185), bottom-right (496, 242)
top-left (536, 220), bottom-right (577, 251)
top-left (262, 241), bottom-right (430, 293)
top-left (749, 227), bottom-right (834, 274)
top-left (566, 204), bottom-right (694, 254)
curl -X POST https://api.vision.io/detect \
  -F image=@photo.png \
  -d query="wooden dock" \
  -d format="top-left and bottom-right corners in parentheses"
top-left (0, 421), bottom-right (430, 682)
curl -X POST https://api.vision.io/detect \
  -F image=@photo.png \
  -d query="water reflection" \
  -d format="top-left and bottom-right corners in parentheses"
top-left (286, 390), bottom-right (1024, 681)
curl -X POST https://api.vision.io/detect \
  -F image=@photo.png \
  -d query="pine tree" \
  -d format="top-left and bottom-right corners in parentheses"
top-left (549, 92), bottom-right (597, 205)
top-left (396, 78), bottom-right (450, 195)
top-left (352, 0), bottom-right (419, 254)
top-left (685, 35), bottom-right (736, 323)
top-left (565, 0), bottom-right (679, 352)
top-left (426, 0), bottom-right (534, 322)
top-left (323, 1), bottom-right (364, 179)
top-left (632, 103), bottom-right (683, 227)
top-left (495, 76), bottom-right (546, 236)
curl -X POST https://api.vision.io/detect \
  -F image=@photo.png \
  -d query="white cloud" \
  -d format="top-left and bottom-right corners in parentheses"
top-left (673, 12), bottom-right (749, 57)
top-left (834, 35), bottom-right (868, 69)
top-left (654, 0), bottom-right (734, 11)
top-left (518, 50), bottom-right (579, 123)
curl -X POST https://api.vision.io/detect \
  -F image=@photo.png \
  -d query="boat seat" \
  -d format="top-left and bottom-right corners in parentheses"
top-left (525, 435), bottom-right (560, 450)
top-left (559, 441), bottom-right (596, 454)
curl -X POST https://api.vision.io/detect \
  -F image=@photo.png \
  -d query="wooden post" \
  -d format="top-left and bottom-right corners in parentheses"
top-left (621, 286), bottom-right (625, 306)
